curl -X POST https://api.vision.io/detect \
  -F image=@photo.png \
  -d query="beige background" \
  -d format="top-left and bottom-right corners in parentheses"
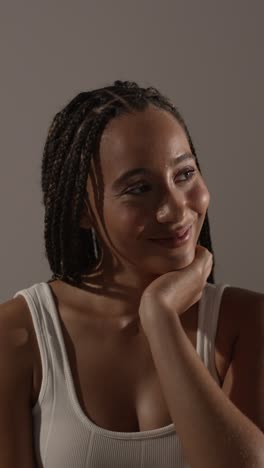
top-left (0, 0), bottom-right (263, 301)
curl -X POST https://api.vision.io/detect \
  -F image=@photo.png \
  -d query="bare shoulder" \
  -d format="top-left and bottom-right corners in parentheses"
top-left (0, 296), bottom-right (37, 467)
top-left (0, 294), bottom-right (36, 400)
top-left (0, 295), bottom-right (35, 398)
top-left (220, 284), bottom-right (264, 334)
top-left (0, 295), bottom-right (34, 364)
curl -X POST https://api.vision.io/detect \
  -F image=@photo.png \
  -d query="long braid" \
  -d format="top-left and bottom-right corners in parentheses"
top-left (42, 99), bottom-right (97, 274)
top-left (41, 80), bottom-right (215, 285)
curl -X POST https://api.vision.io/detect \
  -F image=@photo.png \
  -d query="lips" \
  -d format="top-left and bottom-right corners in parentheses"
top-left (149, 225), bottom-right (192, 248)
top-left (150, 224), bottom-right (192, 240)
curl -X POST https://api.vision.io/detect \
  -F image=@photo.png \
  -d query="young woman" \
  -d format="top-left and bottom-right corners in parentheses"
top-left (1, 80), bottom-right (263, 468)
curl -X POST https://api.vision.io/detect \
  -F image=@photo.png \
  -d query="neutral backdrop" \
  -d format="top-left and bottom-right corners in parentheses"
top-left (0, 0), bottom-right (263, 301)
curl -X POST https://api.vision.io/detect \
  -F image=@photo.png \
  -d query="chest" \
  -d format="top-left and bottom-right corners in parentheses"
top-left (31, 286), bottom-right (237, 432)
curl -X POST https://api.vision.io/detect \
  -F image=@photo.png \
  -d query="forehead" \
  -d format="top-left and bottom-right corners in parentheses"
top-left (89, 106), bottom-right (191, 189)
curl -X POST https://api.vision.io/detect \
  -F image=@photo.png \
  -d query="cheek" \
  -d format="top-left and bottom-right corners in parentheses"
top-left (190, 181), bottom-right (210, 213)
top-left (104, 201), bottom-right (145, 235)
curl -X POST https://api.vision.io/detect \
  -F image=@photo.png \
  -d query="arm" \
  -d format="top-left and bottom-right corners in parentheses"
top-left (139, 296), bottom-right (264, 468)
top-left (0, 298), bottom-right (37, 468)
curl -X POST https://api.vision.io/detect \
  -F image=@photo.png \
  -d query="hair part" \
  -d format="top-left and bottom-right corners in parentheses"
top-left (41, 80), bottom-right (215, 285)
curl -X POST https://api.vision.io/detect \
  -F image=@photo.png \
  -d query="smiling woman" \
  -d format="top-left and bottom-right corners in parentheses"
top-left (2, 80), bottom-right (264, 468)
top-left (41, 80), bottom-right (215, 286)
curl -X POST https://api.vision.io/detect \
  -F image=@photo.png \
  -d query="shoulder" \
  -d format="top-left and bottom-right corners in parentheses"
top-left (0, 295), bottom-right (34, 364)
top-left (222, 284), bottom-right (264, 313)
top-left (219, 286), bottom-right (264, 437)
top-left (219, 284), bottom-right (264, 335)
top-left (0, 295), bottom-right (35, 410)
top-left (0, 297), bottom-right (37, 467)
top-left (0, 294), bottom-right (33, 335)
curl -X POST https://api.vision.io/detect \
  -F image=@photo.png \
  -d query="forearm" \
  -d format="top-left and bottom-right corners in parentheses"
top-left (140, 305), bottom-right (264, 468)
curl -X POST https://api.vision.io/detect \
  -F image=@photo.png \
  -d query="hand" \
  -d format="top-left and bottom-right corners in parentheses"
top-left (138, 245), bottom-right (213, 321)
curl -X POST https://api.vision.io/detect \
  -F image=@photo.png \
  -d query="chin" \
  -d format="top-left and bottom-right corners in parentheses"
top-left (142, 253), bottom-right (195, 276)
top-left (177, 247), bottom-right (197, 266)
top-left (167, 254), bottom-right (195, 271)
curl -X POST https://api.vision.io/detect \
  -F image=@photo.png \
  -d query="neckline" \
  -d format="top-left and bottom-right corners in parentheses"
top-left (42, 281), bottom-right (207, 440)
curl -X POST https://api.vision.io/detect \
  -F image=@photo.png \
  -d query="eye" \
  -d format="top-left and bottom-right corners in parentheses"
top-left (176, 167), bottom-right (196, 182)
top-left (124, 167), bottom-right (196, 196)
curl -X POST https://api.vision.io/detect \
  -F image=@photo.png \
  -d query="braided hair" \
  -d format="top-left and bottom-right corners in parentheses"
top-left (41, 80), bottom-right (215, 285)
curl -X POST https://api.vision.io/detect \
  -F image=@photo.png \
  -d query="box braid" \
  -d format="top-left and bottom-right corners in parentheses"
top-left (41, 80), bottom-right (215, 285)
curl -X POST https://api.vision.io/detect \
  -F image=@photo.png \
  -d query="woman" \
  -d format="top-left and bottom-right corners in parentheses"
top-left (1, 80), bottom-right (263, 467)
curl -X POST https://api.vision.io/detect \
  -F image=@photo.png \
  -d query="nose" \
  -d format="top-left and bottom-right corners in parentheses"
top-left (156, 189), bottom-right (187, 223)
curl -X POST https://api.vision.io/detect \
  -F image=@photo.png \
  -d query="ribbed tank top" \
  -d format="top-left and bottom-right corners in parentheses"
top-left (13, 281), bottom-right (229, 468)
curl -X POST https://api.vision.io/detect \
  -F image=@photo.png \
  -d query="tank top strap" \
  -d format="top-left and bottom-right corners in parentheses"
top-left (13, 282), bottom-right (61, 408)
top-left (197, 283), bottom-right (230, 382)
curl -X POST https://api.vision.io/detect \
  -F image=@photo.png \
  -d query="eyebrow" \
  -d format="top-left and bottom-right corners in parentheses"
top-left (112, 152), bottom-right (196, 190)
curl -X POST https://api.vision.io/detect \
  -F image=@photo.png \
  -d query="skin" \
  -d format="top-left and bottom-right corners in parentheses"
top-left (65, 104), bottom-right (210, 326)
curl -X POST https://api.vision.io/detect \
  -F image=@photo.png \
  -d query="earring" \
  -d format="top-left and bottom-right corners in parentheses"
top-left (83, 197), bottom-right (99, 260)
top-left (91, 227), bottom-right (99, 260)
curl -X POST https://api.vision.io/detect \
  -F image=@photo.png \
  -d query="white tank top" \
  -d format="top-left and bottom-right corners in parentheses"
top-left (13, 281), bottom-right (229, 468)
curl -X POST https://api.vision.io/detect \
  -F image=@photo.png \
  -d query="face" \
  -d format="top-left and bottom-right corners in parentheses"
top-left (81, 105), bottom-right (210, 281)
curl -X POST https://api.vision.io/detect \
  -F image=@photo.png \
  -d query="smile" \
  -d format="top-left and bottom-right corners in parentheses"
top-left (149, 225), bottom-right (192, 249)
